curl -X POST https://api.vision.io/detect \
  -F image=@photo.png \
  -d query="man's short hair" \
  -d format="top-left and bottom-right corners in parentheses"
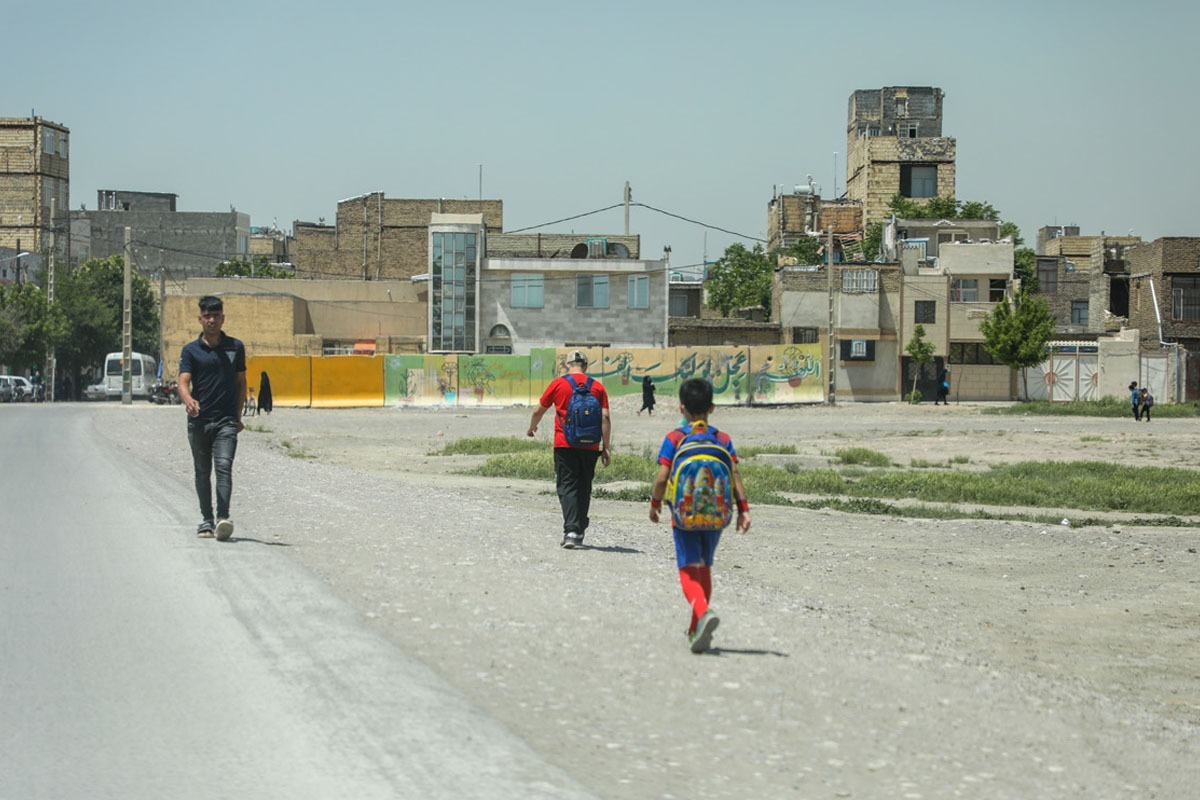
top-left (198, 295), bottom-right (223, 314)
top-left (679, 377), bottom-right (714, 415)
top-left (566, 349), bottom-right (588, 367)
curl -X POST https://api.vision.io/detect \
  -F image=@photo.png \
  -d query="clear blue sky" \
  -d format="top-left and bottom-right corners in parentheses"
top-left (7, 0), bottom-right (1198, 273)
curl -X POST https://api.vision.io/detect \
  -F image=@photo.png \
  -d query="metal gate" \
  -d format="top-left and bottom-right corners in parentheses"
top-left (1024, 345), bottom-right (1098, 401)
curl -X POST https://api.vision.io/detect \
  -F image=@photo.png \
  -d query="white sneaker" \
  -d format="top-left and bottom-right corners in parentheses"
top-left (215, 519), bottom-right (234, 541)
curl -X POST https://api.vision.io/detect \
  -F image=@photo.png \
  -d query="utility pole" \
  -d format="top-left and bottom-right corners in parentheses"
top-left (122, 226), bottom-right (133, 405)
top-left (46, 199), bottom-right (56, 401)
top-left (826, 227), bottom-right (836, 406)
top-left (624, 181), bottom-right (631, 236)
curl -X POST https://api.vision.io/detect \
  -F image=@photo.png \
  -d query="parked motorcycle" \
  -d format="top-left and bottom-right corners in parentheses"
top-left (150, 380), bottom-right (180, 405)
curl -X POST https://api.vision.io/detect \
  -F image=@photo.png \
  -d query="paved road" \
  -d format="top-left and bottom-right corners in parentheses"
top-left (0, 405), bottom-right (595, 800)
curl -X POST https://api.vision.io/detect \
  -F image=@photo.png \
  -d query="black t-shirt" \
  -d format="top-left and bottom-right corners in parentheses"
top-left (179, 333), bottom-right (246, 421)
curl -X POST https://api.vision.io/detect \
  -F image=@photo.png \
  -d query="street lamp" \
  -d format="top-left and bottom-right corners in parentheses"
top-left (0, 251), bottom-right (32, 283)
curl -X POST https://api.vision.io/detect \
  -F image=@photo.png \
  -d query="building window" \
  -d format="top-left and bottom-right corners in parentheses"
top-left (900, 165), bottom-right (937, 198)
top-left (577, 275), bottom-right (609, 308)
top-left (950, 279), bottom-right (979, 302)
top-left (628, 274), bottom-right (649, 309)
top-left (914, 300), bottom-right (936, 323)
top-left (1171, 275), bottom-right (1200, 321)
top-left (511, 274), bottom-right (543, 308)
top-left (669, 290), bottom-right (691, 317)
top-left (430, 231), bottom-right (477, 352)
top-left (1071, 301), bottom-right (1089, 325)
top-left (1038, 260), bottom-right (1058, 294)
top-left (989, 279), bottom-right (1007, 302)
top-left (840, 339), bottom-right (875, 361)
top-left (897, 121), bottom-right (919, 138)
top-left (895, 97), bottom-right (908, 117)
top-left (793, 327), bottom-right (820, 344)
top-left (841, 269), bottom-right (878, 294)
top-left (949, 342), bottom-right (996, 365)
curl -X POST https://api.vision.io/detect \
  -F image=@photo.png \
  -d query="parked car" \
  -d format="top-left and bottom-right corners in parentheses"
top-left (9, 376), bottom-right (36, 401)
top-left (0, 376), bottom-right (13, 403)
top-left (85, 382), bottom-right (108, 401)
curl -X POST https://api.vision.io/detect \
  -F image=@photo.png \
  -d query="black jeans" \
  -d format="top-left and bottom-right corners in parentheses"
top-left (188, 417), bottom-right (239, 522)
top-left (553, 447), bottom-right (601, 535)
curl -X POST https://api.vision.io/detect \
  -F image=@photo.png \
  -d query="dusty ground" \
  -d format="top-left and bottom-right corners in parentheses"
top-left (105, 399), bottom-right (1199, 799)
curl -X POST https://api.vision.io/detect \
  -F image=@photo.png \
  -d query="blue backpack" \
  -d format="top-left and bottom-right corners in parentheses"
top-left (563, 375), bottom-right (603, 447)
top-left (665, 422), bottom-right (734, 532)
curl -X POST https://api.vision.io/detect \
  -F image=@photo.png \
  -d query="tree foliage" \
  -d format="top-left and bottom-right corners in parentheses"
top-left (706, 243), bottom-right (772, 319)
top-left (904, 323), bottom-right (935, 403)
top-left (50, 255), bottom-right (160, 383)
top-left (862, 222), bottom-right (884, 262)
top-left (217, 256), bottom-right (293, 279)
top-left (1013, 247), bottom-right (1037, 291)
top-left (979, 290), bottom-right (1054, 398)
top-left (0, 282), bottom-right (61, 373)
top-left (784, 236), bottom-right (822, 266)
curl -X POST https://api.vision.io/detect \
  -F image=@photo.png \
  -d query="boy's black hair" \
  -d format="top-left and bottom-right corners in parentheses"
top-left (198, 295), bottom-right (223, 313)
top-left (678, 377), bottom-right (714, 415)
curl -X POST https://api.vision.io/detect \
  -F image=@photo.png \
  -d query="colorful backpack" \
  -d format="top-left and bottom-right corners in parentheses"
top-left (563, 375), bottom-right (603, 446)
top-left (665, 421), bottom-right (734, 532)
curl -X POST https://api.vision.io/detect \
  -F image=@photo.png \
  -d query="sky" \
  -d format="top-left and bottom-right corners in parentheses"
top-left (7, 0), bottom-right (1199, 275)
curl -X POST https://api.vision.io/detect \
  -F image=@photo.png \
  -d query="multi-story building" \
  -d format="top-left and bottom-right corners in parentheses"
top-left (1034, 234), bottom-right (1140, 337)
top-left (767, 183), bottom-right (865, 262)
top-left (290, 193), bottom-right (503, 281)
top-left (426, 213), bottom-right (665, 355)
top-left (0, 116), bottom-right (69, 258)
top-left (1126, 237), bottom-right (1200, 352)
top-left (844, 87), bottom-right (956, 228)
top-left (72, 190), bottom-right (251, 276)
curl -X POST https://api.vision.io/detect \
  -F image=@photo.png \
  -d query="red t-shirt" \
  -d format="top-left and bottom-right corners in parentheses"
top-left (539, 373), bottom-right (609, 449)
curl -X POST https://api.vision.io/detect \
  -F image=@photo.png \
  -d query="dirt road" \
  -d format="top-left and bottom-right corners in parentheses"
top-left (106, 400), bottom-right (1200, 799)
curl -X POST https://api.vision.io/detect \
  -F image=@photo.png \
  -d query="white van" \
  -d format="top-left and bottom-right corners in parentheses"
top-left (102, 351), bottom-right (158, 399)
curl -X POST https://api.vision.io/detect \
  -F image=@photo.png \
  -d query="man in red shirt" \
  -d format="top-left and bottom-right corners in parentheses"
top-left (527, 350), bottom-right (611, 548)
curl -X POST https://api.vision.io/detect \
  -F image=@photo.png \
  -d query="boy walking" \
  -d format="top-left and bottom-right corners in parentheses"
top-left (1140, 387), bottom-right (1154, 422)
top-left (527, 350), bottom-right (611, 548)
top-left (649, 378), bottom-right (750, 653)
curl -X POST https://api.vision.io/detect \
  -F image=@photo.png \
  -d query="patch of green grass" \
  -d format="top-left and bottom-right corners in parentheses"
top-left (909, 458), bottom-right (941, 468)
top-left (430, 436), bottom-right (547, 456)
top-left (280, 439), bottom-right (316, 459)
top-left (949, 454), bottom-right (970, 464)
top-left (833, 447), bottom-right (893, 467)
top-left (1078, 435), bottom-right (1108, 443)
top-left (468, 450), bottom-right (657, 484)
top-left (738, 444), bottom-right (799, 457)
top-left (989, 398), bottom-right (1200, 418)
top-left (244, 423), bottom-right (271, 433)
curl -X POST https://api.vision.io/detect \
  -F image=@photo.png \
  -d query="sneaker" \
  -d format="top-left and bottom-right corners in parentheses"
top-left (560, 532), bottom-right (582, 549)
top-left (197, 521), bottom-right (215, 538)
top-left (689, 611), bottom-right (720, 654)
top-left (215, 519), bottom-right (234, 541)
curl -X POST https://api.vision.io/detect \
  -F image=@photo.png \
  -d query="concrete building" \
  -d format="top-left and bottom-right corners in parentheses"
top-left (426, 214), bottom-right (664, 355)
top-left (290, 193), bottom-right (503, 281)
top-left (845, 87), bottom-right (956, 228)
top-left (73, 190), bottom-right (251, 276)
top-left (767, 183), bottom-right (866, 262)
top-left (0, 116), bottom-right (69, 258)
top-left (884, 217), bottom-right (1002, 264)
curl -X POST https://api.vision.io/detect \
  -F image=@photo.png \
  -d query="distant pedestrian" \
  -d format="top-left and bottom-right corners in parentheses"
top-left (1129, 381), bottom-right (1141, 421)
top-left (526, 350), bottom-right (611, 548)
top-left (649, 378), bottom-right (751, 654)
top-left (638, 375), bottom-right (656, 416)
top-left (1140, 388), bottom-right (1154, 422)
top-left (259, 371), bottom-right (273, 414)
top-left (178, 296), bottom-right (247, 541)
top-left (934, 369), bottom-right (949, 406)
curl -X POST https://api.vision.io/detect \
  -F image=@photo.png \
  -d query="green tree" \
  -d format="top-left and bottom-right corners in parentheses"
top-left (784, 236), bottom-right (822, 266)
top-left (706, 243), bottom-right (772, 319)
top-left (51, 255), bottom-right (160, 388)
top-left (0, 282), bottom-right (57, 373)
top-left (1013, 247), bottom-right (1037, 291)
top-left (904, 323), bottom-right (935, 403)
top-left (217, 255), bottom-right (293, 279)
top-left (862, 222), bottom-right (884, 262)
top-left (979, 290), bottom-right (1054, 399)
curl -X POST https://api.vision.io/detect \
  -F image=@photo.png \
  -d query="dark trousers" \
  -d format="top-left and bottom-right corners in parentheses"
top-left (1132, 403), bottom-right (1141, 421)
top-left (553, 447), bottom-right (600, 535)
top-left (188, 417), bottom-right (239, 522)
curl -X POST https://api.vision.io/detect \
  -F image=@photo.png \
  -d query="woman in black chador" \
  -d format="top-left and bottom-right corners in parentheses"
top-left (638, 375), bottom-right (656, 416)
top-left (258, 371), bottom-right (273, 414)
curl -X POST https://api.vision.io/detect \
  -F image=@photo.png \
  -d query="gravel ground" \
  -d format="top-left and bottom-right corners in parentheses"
top-left (96, 400), bottom-right (1199, 799)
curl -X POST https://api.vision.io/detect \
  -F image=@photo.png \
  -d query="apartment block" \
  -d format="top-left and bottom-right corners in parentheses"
top-left (0, 116), bottom-right (69, 256)
top-left (845, 87), bottom-right (956, 228)
top-left (291, 193), bottom-right (503, 281)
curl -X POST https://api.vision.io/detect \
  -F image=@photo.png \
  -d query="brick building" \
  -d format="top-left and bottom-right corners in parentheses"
top-left (844, 87), bottom-right (956, 228)
top-left (1126, 237), bottom-right (1200, 353)
top-left (0, 116), bottom-right (69, 258)
top-left (290, 193), bottom-right (503, 280)
top-left (1035, 234), bottom-right (1140, 337)
top-left (766, 184), bottom-right (864, 262)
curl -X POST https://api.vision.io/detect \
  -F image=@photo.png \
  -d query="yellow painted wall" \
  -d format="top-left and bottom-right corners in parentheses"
top-left (311, 356), bottom-right (384, 408)
top-left (246, 355), bottom-right (312, 408)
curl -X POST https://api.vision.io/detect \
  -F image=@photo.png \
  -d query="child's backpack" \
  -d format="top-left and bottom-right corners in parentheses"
top-left (665, 421), bottom-right (734, 532)
top-left (1144, 393), bottom-right (1155, 408)
top-left (563, 374), bottom-right (603, 447)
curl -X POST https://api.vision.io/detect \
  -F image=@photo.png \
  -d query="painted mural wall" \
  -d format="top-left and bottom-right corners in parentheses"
top-left (247, 345), bottom-right (825, 408)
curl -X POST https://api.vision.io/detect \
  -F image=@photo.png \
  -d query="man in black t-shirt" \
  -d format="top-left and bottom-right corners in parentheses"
top-left (178, 296), bottom-right (247, 541)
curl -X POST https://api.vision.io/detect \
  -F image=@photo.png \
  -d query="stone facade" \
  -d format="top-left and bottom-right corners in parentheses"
top-left (290, 194), bottom-right (503, 280)
top-left (845, 88), bottom-right (956, 228)
top-left (1037, 235), bottom-right (1141, 337)
top-left (0, 116), bottom-right (69, 255)
top-left (767, 190), bottom-right (863, 256)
